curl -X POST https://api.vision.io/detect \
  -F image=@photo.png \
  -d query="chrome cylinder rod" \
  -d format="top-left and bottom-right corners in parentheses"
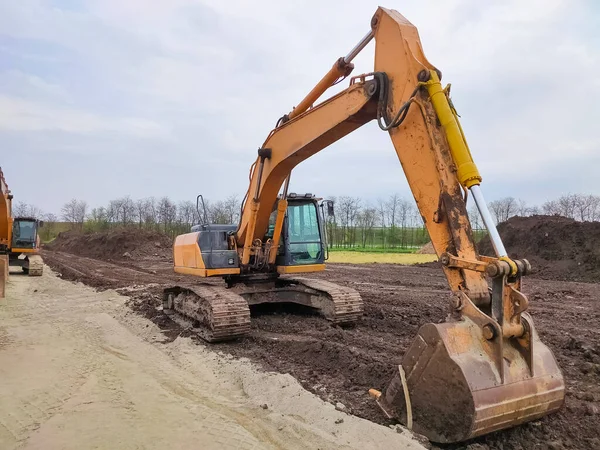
top-left (344, 31), bottom-right (374, 63)
top-left (470, 185), bottom-right (507, 258)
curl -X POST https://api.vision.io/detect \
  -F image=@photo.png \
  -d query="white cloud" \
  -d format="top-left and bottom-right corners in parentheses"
top-left (0, 0), bottom-right (598, 214)
top-left (0, 95), bottom-right (169, 138)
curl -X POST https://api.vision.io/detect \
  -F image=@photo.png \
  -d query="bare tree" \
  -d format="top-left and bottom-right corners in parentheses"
top-left (337, 196), bottom-right (361, 247)
top-left (61, 199), bottom-right (87, 229)
top-left (468, 204), bottom-right (482, 230)
top-left (224, 195), bottom-right (241, 224)
top-left (157, 197), bottom-right (177, 233)
top-left (573, 194), bottom-right (600, 221)
top-left (177, 201), bottom-right (196, 228)
top-left (144, 197), bottom-right (158, 228)
top-left (557, 194), bottom-right (577, 219)
top-left (357, 205), bottom-right (377, 247)
top-left (398, 199), bottom-right (412, 247)
top-left (541, 193), bottom-right (600, 220)
top-left (12, 202), bottom-right (43, 218)
top-left (489, 197), bottom-right (518, 224)
top-left (376, 197), bottom-right (387, 248)
top-left (12, 201), bottom-right (28, 217)
top-left (208, 200), bottom-right (230, 224)
top-left (88, 207), bottom-right (108, 228)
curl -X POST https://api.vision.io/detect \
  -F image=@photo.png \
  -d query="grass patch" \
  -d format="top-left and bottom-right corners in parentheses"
top-left (327, 251), bottom-right (438, 265)
top-left (328, 246), bottom-right (416, 254)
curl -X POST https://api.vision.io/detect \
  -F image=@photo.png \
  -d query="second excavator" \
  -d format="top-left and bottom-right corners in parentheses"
top-left (162, 7), bottom-right (565, 444)
top-left (0, 167), bottom-right (44, 278)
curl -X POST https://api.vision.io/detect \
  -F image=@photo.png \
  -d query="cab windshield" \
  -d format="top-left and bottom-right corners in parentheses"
top-left (287, 201), bottom-right (322, 264)
top-left (12, 220), bottom-right (36, 247)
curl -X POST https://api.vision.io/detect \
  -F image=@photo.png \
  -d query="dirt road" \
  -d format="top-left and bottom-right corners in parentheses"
top-left (0, 268), bottom-right (424, 450)
top-left (42, 250), bottom-right (600, 449)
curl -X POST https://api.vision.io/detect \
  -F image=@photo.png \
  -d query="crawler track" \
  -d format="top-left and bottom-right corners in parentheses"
top-left (287, 277), bottom-right (364, 324)
top-left (163, 285), bottom-right (251, 342)
top-left (25, 254), bottom-right (43, 276)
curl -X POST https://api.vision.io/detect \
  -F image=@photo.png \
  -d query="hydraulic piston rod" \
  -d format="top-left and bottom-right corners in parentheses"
top-left (286, 31), bottom-right (374, 121)
top-left (470, 185), bottom-right (507, 258)
top-left (344, 31), bottom-right (374, 63)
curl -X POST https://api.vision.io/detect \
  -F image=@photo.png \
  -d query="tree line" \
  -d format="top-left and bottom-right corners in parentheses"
top-left (12, 192), bottom-right (600, 248)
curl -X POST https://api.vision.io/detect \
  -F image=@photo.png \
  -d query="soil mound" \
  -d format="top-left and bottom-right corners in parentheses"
top-left (478, 215), bottom-right (600, 282)
top-left (416, 241), bottom-right (435, 254)
top-left (47, 228), bottom-right (173, 261)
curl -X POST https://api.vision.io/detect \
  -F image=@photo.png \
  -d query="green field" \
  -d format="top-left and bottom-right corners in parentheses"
top-left (326, 251), bottom-right (438, 264)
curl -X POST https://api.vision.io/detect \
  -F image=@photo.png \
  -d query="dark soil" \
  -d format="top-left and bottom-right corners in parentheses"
top-left (478, 215), bottom-right (600, 283)
top-left (45, 228), bottom-right (173, 262)
top-left (42, 247), bottom-right (600, 450)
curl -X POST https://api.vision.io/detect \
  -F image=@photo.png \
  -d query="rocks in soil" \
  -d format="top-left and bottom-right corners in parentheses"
top-left (586, 403), bottom-right (600, 415)
top-left (335, 402), bottom-right (347, 412)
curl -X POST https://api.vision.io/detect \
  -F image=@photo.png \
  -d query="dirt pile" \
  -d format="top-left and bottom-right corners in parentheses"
top-left (478, 215), bottom-right (600, 283)
top-left (46, 228), bottom-right (173, 261)
top-left (417, 242), bottom-right (436, 254)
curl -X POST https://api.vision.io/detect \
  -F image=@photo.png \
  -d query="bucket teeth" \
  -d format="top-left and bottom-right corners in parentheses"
top-left (376, 317), bottom-right (565, 443)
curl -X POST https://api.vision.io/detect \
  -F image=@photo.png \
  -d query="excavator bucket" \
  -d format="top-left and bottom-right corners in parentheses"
top-left (375, 293), bottom-right (565, 443)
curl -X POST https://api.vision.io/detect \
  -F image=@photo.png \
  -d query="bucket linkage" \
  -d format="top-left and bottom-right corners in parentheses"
top-left (371, 256), bottom-right (565, 444)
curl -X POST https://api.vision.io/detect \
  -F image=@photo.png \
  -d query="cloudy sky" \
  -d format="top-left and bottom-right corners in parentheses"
top-left (1, 0), bottom-right (599, 215)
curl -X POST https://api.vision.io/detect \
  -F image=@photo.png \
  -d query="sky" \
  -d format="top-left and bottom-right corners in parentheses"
top-left (1, 0), bottom-right (599, 216)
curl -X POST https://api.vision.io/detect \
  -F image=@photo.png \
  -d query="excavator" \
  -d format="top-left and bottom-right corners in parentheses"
top-left (0, 167), bottom-right (44, 277)
top-left (162, 7), bottom-right (565, 444)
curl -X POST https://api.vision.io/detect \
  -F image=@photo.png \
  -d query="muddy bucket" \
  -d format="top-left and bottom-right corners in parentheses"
top-left (375, 313), bottom-right (565, 443)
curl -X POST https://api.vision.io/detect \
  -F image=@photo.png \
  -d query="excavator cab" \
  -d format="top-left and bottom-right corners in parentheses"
top-left (9, 217), bottom-right (44, 276)
top-left (11, 217), bottom-right (40, 250)
top-left (267, 194), bottom-right (327, 268)
top-left (178, 193), bottom-right (328, 276)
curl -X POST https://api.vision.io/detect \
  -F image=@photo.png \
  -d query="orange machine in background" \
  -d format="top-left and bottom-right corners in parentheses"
top-left (0, 167), bottom-right (44, 292)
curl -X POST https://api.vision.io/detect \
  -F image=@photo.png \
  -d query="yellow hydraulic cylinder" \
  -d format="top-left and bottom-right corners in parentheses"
top-left (424, 71), bottom-right (482, 189)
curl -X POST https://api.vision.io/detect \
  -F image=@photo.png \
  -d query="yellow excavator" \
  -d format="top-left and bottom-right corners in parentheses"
top-left (0, 167), bottom-right (44, 277)
top-left (163, 7), bottom-right (565, 444)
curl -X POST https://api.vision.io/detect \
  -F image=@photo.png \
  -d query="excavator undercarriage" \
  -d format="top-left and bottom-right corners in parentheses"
top-left (163, 275), bottom-right (363, 342)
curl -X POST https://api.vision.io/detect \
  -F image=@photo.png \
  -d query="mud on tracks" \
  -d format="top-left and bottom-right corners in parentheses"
top-left (42, 251), bottom-right (600, 449)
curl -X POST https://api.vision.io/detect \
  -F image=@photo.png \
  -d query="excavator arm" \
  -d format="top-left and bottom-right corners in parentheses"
top-left (236, 7), bottom-right (490, 303)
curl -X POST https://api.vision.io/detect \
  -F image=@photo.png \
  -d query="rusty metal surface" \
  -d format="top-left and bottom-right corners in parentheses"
top-left (376, 315), bottom-right (565, 443)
